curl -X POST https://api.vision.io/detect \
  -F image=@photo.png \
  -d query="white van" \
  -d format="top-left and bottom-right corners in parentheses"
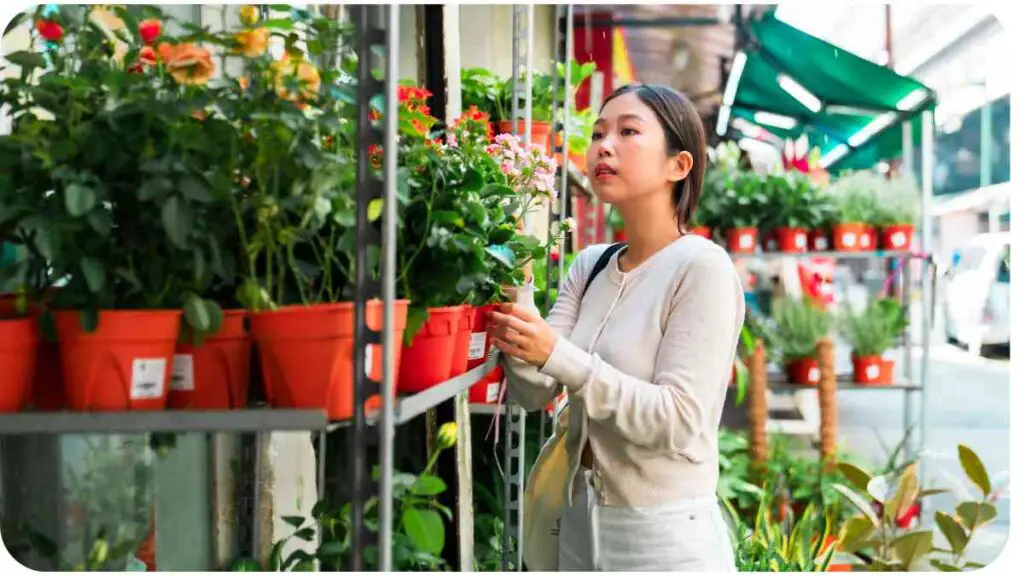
top-left (943, 232), bottom-right (1011, 355)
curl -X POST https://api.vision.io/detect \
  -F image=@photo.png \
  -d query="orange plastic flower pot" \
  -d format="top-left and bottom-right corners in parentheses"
top-left (469, 365), bottom-right (504, 404)
top-left (785, 357), bottom-right (821, 386)
top-left (397, 306), bottom-right (463, 393)
top-left (496, 119), bottom-right (552, 149)
top-left (776, 227), bottom-right (809, 253)
top-left (881, 224), bottom-right (914, 251)
top-left (0, 295), bottom-right (65, 410)
top-left (852, 354), bottom-right (892, 385)
top-left (250, 301), bottom-right (408, 421)
top-left (832, 223), bottom-right (866, 252)
top-left (169, 310), bottom-right (252, 410)
top-left (809, 228), bottom-right (831, 252)
top-left (448, 305), bottom-right (477, 378)
top-left (467, 304), bottom-right (501, 403)
top-left (860, 227), bottom-right (879, 251)
top-left (0, 317), bottom-right (38, 412)
top-left (54, 310), bottom-right (182, 411)
top-left (726, 227), bottom-right (758, 253)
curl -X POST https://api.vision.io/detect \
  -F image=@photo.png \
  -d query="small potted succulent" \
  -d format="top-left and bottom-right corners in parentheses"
top-left (766, 296), bottom-right (832, 385)
top-left (837, 297), bottom-right (908, 385)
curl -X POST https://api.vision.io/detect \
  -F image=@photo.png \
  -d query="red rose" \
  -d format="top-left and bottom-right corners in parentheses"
top-left (35, 19), bottom-right (63, 42)
top-left (139, 19), bottom-right (162, 45)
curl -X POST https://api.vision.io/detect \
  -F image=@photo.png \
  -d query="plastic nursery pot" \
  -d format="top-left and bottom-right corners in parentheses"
top-left (860, 227), bottom-right (879, 251)
top-left (785, 357), bottom-right (821, 386)
top-left (809, 228), bottom-right (832, 252)
top-left (496, 119), bottom-right (552, 149)
top-left (851, 354), bottom-right (892, 386)
top-left (688, 226), bottom-right (711, 239)
top-left (250, 301), bottom-right (409, 420)
top-left (449, 305), bottom-right (476, 378)
top-left (881, 224), bottom-right (914, 251)
top-left (0, 316), bottom-right (39, 412)
top-left (776, 227), bottom-right (809, 253)
top-left (726, 227), bottom-right (759, 254)
top-left (0, 295), bottom-right (65, 410)
top-left (468, 304), bottom-right (502, 404)
top-left (54, 310), bottom-right (182, 411)
top-left (169, 310), bottom-right (251, 410)
top-left (397, 306), bottom-right (463, 393)
top-left (762, 229), bottom-right (778, 252)
top-left (832, 223), bottom-right (866, 252)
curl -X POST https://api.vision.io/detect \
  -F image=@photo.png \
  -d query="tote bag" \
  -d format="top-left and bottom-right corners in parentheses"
top-left (522, 242), bottom-right (624, 571)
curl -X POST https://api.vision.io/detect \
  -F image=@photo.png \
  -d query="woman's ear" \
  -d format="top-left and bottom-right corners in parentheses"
top-left (668, 151), bottom-right (694, 183)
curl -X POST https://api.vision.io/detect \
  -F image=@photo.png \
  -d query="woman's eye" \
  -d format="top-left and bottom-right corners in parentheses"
top-left (621, 128), bottom-right (638, 136)
top-left (591, 131), bottom-right (604, 141)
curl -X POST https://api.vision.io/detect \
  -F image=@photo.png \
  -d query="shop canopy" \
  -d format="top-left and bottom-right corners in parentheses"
top-left (718, 9), bottom-right (936, 172)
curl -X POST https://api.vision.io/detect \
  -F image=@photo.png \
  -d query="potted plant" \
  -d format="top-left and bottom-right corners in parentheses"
top-left (720, 171), bottom-right (767, 254)
top-left (807, 188), bottom-right (839, 252)
top-left (0, 6), bottom-right (243, 412)
top-left (828, 171), bottom-right (880, 253)
top-left (762, 172), bottom-right (816, 253)
top-left (0, 288), bottom-right (37, 412)
top-left (833, 443), bottom-right (999, 572)
top-left (836, 297), bottom-right (908, 385)
top-left (876, 175), bottom-right (919, 252)
top-left (766, 297), bottom-right (832, 386)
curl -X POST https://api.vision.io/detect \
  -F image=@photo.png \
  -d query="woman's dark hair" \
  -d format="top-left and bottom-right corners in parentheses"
top-left (600, 83), bottom-right (707, 231)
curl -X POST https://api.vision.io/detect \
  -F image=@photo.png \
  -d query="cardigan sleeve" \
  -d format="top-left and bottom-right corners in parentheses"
top-left (502, 246), bottom-right (602, 412)
top-left (537, 247), bottom-right (745, 457)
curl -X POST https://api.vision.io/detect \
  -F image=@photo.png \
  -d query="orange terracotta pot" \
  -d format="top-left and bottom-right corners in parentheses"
top-left (832, 223), bottom-right (866, 252)
top-left (785, 357), bottom-right (821, 386)
top-left (727, 227), bottom-right (759, 254)
top-left (776, 227), bottom-right (809, 253)
top-left (881, 224), bottom-right (914, 251)
top-left (851, 354), bottom-right (893, 385)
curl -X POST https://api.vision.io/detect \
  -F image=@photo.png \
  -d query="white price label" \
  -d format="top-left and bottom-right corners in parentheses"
top-left (891, 232), bottom-right (907, 247)
top-left (860, 233), bottom-right (871, 248)
top-left (365, 345), bottom-right (373, 377)
top-left (866, 364), bottom-right (880, 381)
top-left (171, 354), bottom-right (195, 391)
top-left (739, 234), bottom-right (754, 249)
top-left (486, 381), bottom-right (499, 403)
top-left (795, 233), bottom-right (807, 248)
top-left (131, 358), bottom-right (167, 400)
top-left (842, 232), bottom-right (857, 247)
top-left (815, 236), bottom-right (828, 250)
top-left (468, 332), bottom-right (487, 360)
top-left (808, 367), bottom-right (821, 383)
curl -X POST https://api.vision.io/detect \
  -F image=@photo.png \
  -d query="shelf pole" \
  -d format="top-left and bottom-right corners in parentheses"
top-left (918, 110), bottom-right (934, 489)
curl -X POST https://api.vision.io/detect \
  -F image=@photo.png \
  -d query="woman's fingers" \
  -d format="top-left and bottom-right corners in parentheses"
top-left (489, 311), bottom-right (536, 336)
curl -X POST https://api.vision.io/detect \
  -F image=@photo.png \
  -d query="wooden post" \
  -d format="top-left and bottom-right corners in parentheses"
top-left (817, 339), bottom-right (837, 465)
top-left (747, 339), bottom-right (768, 470)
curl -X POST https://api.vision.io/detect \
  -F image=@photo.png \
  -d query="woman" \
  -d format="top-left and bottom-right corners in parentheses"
top-left (488, 84), bottom-right (744, 571)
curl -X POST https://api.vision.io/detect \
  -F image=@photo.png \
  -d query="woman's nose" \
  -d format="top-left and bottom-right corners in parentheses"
top-left (593, 136), bottom-right (614, 157)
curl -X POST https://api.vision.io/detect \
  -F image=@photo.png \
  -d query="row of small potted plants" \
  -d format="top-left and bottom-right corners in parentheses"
top-left (765, 296), bottom-right (909, 386)
top-left (0, 6), bottom-right (564, 415)
top-left (609, 142), bottom-right (922, 254)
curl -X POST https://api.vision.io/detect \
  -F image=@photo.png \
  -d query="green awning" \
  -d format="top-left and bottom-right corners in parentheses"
top-left (722, 10), bottom-right (936, 172)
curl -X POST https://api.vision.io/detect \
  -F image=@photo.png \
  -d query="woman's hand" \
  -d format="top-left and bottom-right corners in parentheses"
top-left (488, 303), bottom-right (558, 367)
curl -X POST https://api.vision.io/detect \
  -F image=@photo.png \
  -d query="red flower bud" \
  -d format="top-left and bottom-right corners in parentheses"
top-left (35, 19), bottom-right (63, 42)
top-left (139, 19), bottom-right (162, 45)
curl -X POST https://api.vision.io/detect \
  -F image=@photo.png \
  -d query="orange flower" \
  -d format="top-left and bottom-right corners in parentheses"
top-left (158, 42), bottom-right (215, 86)
top-left (233, 28), bottom-right (269, 58)
top-left (238, 76), bottom-right (250, 90)
top-left (271, 56), bottom-right (321, 103)
top-left (369, 144), bottom-right (383, 169)
top-left (139, 45), bottom-right (158, 66)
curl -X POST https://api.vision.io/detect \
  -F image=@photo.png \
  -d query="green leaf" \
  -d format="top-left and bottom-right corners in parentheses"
top-left (162, 195), bottom-right (193, 249)
top-left (403, 307), bottom-right (429, 346)
top-left (87, 209), bottom-right (112, 236)
top-left (368, 198), bottom-right (383, 222)
top-left (294, 527), bottom-right (316, 541)
top-left (885, 464), bottom-right (920, 522)
top-left (956, 502), bottom-right (997, 530)
top-left (958, 445), bottom-right (991, 497)
top-left (920, 488), bottom-right (950, 498)
top-left (5, 50), bottom-right (46, 70)
top-left (183, 293), bottom-right (212, 333)
top-left (964, 561), bottom-right (985, 569)
top-left (433, 210), bottom-right (465, 228)
top-left (400, 508), bottom-right (445, 555)
top-left (891, 530), bottom-right (933, 570)
top-left (139, 177), bottom-right (173, 201)
top-left (934, 511), bottom-right (968, 555)
top-left (180, 175), bottom-right (214, 203)
top-left (866, 476), bottom-right (889, 503)
top-left (282, 515), bottom-right (306, 529)
top-left (65, 183), bottom-right (96, 217)
top-left (80, 257), bottom-right (106, 294)
top-left (410, 475), bottom-right (447, 496)
top-left (316, 540), bottom-right (345, 560)
top-left (832, 483), bottom-right (880, 526)
top-left (930, 559), bottom-right (962, 572)
top-left (484, 246), bottom-right (514, 268)
top-left (228, 556), bottom-right (263, 571)
top-left (837, 462), bottom-right (872, 492)
top-left (838, 516), bottom-right (875, 551)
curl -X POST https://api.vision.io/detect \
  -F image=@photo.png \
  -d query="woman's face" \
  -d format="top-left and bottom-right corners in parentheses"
top-left (587, 91), bottom-right (691, 205)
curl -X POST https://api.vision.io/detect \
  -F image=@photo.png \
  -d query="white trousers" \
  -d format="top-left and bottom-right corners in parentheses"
top-left (557, 470), bottom-right (737, 572)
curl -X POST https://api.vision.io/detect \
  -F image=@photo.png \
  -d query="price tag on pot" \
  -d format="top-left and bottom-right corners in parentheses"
top-left (131, 358), bottom-right (167, 400)
top-left (171, 354), bottom-right (195, 391)
top-left (860, 234), bottom-right (871, 248)
top-left (796, 233), bottom-right (807, 249)
top-left (891, 231), bottom-right (907, 247)
top-left (842, 232), bottom-right (857, 247)
top-left (866, 364), bottom-right (880, 381)
top-left (739, 234), bottom-right (754, 249)
top-left (365, 345), bottom-right (373, 377)
top-left (468, 332), bottom-right (487, 360)
top-left (815, 236), bottom-right (828, 251)
top-left (808, 367), bottom-right (821, 383)
top-left (486, 381), bottom-right (499, 403)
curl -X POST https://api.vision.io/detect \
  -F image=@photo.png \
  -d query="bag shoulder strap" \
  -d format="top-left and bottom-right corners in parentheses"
top-left (582, 242), bottom-right (626, 296)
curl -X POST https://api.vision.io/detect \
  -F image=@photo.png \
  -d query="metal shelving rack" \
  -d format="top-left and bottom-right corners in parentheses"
top-left (734, 248), bottom-right (935, 461)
